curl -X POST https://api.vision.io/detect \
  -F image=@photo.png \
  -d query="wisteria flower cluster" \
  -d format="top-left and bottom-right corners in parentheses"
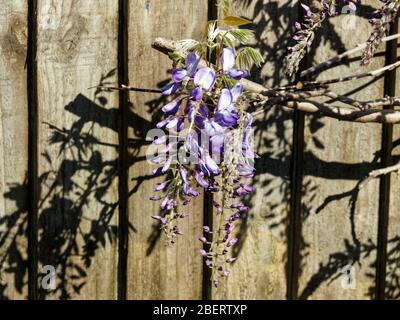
top-left (147, 15), bottom-right (263, 287)
top-left (286, 0), bottom-right (400, 75)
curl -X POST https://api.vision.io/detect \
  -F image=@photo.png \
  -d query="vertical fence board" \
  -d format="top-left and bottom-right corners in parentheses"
top-left (126, 0), bottom-right (208, 300)
top-left (36, 0), bottom-right (119, 299)
top-left (211, 0), bottom-right (295, 299)
top-left (298, 1), bottom-right (384, 299)
top-left (0, 0), bottom-right (29, 300)
top-left (388, 126), bottom-right (400, 300)
top-left (386, 44), bottom-right (400, 300)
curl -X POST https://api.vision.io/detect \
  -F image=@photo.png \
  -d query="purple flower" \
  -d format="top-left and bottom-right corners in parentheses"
top-left (190, 87), bottom-right (203, 101)
top-left (214, 86), bottom-right (242, 127)
top-left (179, 167), bottom-right (188, 185)
top-left (169, 53), bottom-right (199, 86)
top-left (185, 132), bottom-right (200, 155)
top-left (156, 116), bottom-right (175, 129)
top-left (152, 216), bottom-right (167, 225)
top-left (204, 154), bottom-right (220, 176)
top-left (242, 113), bottom-right (255, 158)
top-left (185, 52), bottom-right (200, 77)
top-left (155, 181), bottom-right (169, 192)
top-left (183, 184), bottom-right (200, 197)
top-left (203, 226), bottom-right (211, 233)
top-left (196, 104), bottom-right (209, 127)
top-left (222, 48), bottom-right (235, 72)
top-left (185, 101), bottom-right (209, 128)
top-left (210, 134), bottom-right (225, 157)
top-left (217, 88), bottom-right (233, 112)
top-left (230, 212), bottom-right (241, 222)
top-left (233, 184), bottom-right (254, 197)
top-left (199, 249), bottom-right (208, 257)
top-left (194, 170), bottom-right (210, 188)
top-left (203, 119), bottom-right (225, 136)
top-left (149, 196), bottom-right (161, 201)
top-left (237, 162), bottom-right (255, 178)
top-left (221, 48), bottom-right (248, 80)
top-left (230, 83), bottom-right (243, 102)
top-left (162, 99), bottom-right (181, 115)
top-left (231, 202), bottom-right (249, 212)
top-left (225, 223), bottom-right (235, 232)
top-left (151, 167), bottom-right (163, 176)
top-left (221, 270), bottom-right (231, 277)
top-left (194, 67), bottom-right (216, 91)
top-left (227, 237), bottom-right (238, 247)
top-left (171, 69), bottom-right (187, 83)
top-left (160, 197), bottom-right (170, 209)
top-left (161, 156), bottom-right (172, 173)
top-left (213, 200), bottom-right (222, 214)
top-left (198, 237), bottom-right (207, 243)
top-left (227, 69), bottom-right (249, 80)
top-left (161, 82), bottom-right (180, 95)
top-left (157, 116), bottom-right (184, 132)
top-left (214, 106), bottom-right (240, 127)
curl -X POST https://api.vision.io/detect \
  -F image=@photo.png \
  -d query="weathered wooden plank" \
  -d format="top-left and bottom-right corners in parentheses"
top-left (386, 42), bottom-right (400, 300)
top-left (298, 1), bottom-right (384, 299)
top-left (126, 0), bottom-right (208, 299)
top-left (387, 128), bottom-right (400, 300)
top-left (0, 0), bottom-right (29, 300)
top-left (36, 0), bottom-right (119, 299)
top-left (211, 0), bottom-right (294, 299)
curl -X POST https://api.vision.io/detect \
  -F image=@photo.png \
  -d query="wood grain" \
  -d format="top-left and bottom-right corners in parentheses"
top-left (126, 0), bottom-right (208, 300)
top-left (0, 0), bottom-right (29, 300)
top-left (211, 0), bottom-right (295, 299)
top-left (36, 0), bottom-right (119, 299)
top-left (386, 126), bottom-right (400, 300)
top-left (386, 42), bottom-right (400, 300)
top-left (298, 1), bottom-right (384, 299)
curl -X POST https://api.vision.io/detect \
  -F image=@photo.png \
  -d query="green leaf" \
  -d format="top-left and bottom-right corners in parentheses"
top-left (223, 15), bottom-right (252, 27)
top-left (225, 29), bottom-right (254, 44)
top-left (236, 47), bottom-right (265, 70)
top-left (174, 39), bottom-right (200, 58)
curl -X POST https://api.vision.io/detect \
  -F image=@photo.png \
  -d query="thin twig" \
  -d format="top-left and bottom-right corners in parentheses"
top-left (91, 85), bottom-right (161, 94)
top-left (276, 60), bottom-right (400, 91)
top-left (359, 161), bottom-right (400, 189)
top-left (301, 32), bottom-right (400, 77)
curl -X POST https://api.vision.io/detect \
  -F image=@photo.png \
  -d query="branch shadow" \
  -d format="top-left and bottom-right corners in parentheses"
top-left (231, 0), bottom-right (399, 300)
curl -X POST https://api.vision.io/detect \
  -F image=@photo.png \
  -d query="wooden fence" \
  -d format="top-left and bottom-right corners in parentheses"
top-left (0, 0), bottom-right (399, 300)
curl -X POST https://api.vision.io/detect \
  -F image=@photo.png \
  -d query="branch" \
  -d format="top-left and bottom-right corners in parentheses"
top-left (253, 99), bottom-right (400, 124)
top-left (275, 60), bottom-right (400, 91)
top-left (359, 161), bottom-right (400, 189)
top-left (149, 37), bottom-right (400, 124)
top-left (369, 162), bottom-right (400, 178)
top-left (301, 33), bottom-right (400, 77)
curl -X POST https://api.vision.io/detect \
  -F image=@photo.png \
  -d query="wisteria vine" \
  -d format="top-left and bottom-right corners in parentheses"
top-left (147, 16), bottom-right (262, 287)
